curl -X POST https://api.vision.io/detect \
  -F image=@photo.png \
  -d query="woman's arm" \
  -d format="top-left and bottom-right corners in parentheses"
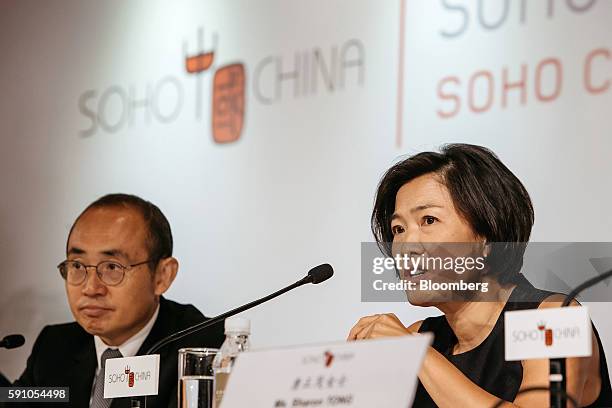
top-left (347, 308), bottom-right (599, 408)
top-left (348, 314), bottom-right (512, 406)
top-left (513, 296), bottom-right (600, 407)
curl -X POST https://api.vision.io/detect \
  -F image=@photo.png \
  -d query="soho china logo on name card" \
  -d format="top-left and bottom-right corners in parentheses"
top-left (219, 335), bottom-right (432, 408)
top-left (505, 307), bottom-right (591, 361)
top-left (104, 355), bottom-right (160, 398)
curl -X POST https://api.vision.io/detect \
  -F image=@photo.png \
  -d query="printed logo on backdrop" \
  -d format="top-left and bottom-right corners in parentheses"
top-left (78, 27), bottom-right (365, 143)
top-left (397, 0), bottom-right (611, 147)
top-left (183, 28), bottom-right (245, 143)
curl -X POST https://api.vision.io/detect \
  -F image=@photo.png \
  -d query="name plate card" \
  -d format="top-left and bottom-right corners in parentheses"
top-left (103, 354), bottom-right (160, 398)
top-left (221, 335), bottom-right (432, 408)
top-left (505, 307), bottom-right (591, 361)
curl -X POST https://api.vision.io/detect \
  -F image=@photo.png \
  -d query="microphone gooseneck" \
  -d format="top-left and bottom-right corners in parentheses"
top-left (132, 264), bottom-right (334, 408)
top-left (145, 263), bottom-right (334, 355)
top-left (562, 268), bottom-right (612, 307)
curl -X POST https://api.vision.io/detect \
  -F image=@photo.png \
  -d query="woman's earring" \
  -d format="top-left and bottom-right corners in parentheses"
top-left (482, 240), bottom-right (490, 258)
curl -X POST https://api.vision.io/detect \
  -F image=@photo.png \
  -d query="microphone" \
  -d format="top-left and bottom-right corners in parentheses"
top-left (307, 263), bottom-right (334, 284)
top-left (550, 268), bottom-right (612, 408)
top-left (0, 334), bottom-right (25, 349)
top-left (131, 264), bottom-right (333, 408)
top-left (146, 263), bottom-right (334, 354)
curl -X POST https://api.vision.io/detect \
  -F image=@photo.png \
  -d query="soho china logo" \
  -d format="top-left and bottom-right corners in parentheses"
top-left (302, 350), bottom-right (353, 367)
top-left (78, 27), bottom-right (245, 143)
top-left (511, 321), bottom-right (581, 346)
top-left (324, 351), bottom-right (334, 368)
top-left (78, 26), bottom-right (365, 143)
top-left (107, 365), bottom-right (152, 388)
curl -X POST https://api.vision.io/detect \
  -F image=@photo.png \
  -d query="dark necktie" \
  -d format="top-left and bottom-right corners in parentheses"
top-left (91, 347), bottom-right (123, 408)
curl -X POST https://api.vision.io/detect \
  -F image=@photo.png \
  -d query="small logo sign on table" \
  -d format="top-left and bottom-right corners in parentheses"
top-left (103, 354), bottom-right (160, 398)
top-left (505, 307), bottom-right (591, 361)
top-left (220, 335), bottom-right (432, 408)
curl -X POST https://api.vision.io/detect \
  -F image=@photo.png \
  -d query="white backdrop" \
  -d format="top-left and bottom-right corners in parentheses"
top-left (1, 0), bottom-right (611, 381)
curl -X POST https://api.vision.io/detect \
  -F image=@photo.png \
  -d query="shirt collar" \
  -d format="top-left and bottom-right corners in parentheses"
top-left (93, 303), bottom-right (160, 369)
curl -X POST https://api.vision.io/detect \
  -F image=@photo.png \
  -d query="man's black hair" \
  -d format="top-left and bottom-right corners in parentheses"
top-left (69, 194), bottom-right (173, 268)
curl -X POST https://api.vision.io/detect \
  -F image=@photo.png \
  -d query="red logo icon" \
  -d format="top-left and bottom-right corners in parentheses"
top-left (185, 51), bottom-right (214, 74)
top-left (537, 322), bottom-right (553, 346)
top-left (184, 28), bottom-right (246, 144)
top-left (324, 351), bottom-right (334, 368)
top-left (125, 366), bottom-right (135, 387)
top-left (212, 63), bottom-right (245, 144)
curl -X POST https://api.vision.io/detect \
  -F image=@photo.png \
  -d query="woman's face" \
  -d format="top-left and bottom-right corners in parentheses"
top-left (390, 173), bottom-right (487, 306)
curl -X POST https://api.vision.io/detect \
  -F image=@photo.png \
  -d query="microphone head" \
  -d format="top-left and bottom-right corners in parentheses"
top-left (1, 334), bottom-right (25, 349)
top-left (307, 264), bottom-right (334, 284)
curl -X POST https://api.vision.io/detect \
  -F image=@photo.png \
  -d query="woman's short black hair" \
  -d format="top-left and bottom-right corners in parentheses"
top-left (371, 143), bottom-right (534, 284)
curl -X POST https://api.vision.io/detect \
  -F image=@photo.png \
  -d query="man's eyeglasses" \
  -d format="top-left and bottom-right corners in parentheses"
top-left (57, 260), bottom-right (153, 286)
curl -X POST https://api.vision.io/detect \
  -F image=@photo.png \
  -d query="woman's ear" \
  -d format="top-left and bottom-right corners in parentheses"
top-left (153, 257), bottom-right (178, 296)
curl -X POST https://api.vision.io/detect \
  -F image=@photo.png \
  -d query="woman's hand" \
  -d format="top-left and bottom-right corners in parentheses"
top-left (347, 313), bottom-right (413, 341)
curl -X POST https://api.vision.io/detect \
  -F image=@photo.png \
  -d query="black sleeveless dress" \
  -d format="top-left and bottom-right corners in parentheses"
top-left (413, 275), bottom-right (612, 407)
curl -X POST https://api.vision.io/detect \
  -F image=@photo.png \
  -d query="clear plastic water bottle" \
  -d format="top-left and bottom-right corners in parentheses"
top-left (212, 317), bottom-right (250, 408)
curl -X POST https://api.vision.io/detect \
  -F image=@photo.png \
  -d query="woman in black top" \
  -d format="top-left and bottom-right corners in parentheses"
top-left (347, 144), bottom-right (612, 407)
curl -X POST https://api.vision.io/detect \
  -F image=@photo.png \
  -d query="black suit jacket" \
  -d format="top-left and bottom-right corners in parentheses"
top-left (11, 297), bottom-right (225, 408)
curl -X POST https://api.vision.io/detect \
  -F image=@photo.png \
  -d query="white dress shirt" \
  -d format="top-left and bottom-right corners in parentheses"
top-left (89, 304), bottom-right (160, 405)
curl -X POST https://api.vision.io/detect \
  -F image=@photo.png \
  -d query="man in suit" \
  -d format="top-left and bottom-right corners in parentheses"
top-left (0, 372), bottom-right (9, 387)
top-left (12, 194), bottom-right (224, 407)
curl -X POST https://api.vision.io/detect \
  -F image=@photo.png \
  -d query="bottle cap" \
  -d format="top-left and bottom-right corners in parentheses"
top-left (224, 316), bottom-right (250, 334)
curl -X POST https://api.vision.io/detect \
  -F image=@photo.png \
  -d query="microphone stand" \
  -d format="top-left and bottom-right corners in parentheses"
top-left (146, 275), bottom-right (311, 356)
top-left (131, 265), bottom-right (333, 408)
top-left (550, 268), bottom-right (612, 408)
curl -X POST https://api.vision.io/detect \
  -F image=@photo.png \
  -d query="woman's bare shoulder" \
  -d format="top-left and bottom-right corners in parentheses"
top-left (407, 320), bottom-right (424, 333)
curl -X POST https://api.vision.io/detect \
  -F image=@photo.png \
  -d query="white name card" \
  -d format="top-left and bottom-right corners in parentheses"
top-left (103, 354), bottom-right (160, 398)
top-left (505, 307), bottom-right (592, 361)
top-left (220, 334), bottom-right (432, 408)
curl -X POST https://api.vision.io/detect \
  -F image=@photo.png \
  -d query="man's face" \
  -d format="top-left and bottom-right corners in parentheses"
top-left (65, 205), bottom-right (159, 346)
